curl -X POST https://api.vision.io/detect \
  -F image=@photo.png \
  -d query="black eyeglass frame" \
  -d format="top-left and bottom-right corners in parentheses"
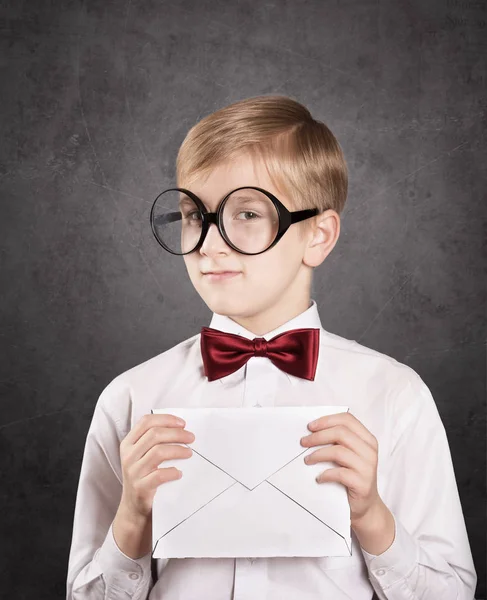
top-left (150, 185), bottom-right (320, 256)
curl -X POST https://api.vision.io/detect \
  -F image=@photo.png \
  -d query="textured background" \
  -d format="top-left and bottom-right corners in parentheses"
top-left (0, 0), bottom-right (485, 598)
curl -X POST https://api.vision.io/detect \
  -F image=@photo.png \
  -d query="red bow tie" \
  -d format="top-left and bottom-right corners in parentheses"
top-left (200, 327), bottom-right (320, 382)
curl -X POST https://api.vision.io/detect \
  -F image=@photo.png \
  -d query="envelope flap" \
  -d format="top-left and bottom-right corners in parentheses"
top-left (153, 480), bottom-right (351, 558)
top-left (152, 449), bottom-right (236, 547)
top-left (267, 450), bottom-right (351, 548)
top-left (155, 407), bottom-right (349, 491)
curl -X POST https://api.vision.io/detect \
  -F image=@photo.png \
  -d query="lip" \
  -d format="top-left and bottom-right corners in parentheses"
top-left (202, 271), bottom-right (242, 282)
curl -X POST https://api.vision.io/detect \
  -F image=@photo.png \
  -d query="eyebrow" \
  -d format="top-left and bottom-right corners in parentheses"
top-left (180, 191), bottom-right (265, 210)
top-left (230, 196), bottom-right (261, 203)
top-left (178, 189), bottom-right (268, 212)
top-left (178, 197), bottom-right (197, 209)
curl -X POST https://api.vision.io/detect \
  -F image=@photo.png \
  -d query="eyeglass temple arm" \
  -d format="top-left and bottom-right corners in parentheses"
top-left (290, 208), bottom-right (319, 224)
top-left (153, 212), bottom-right (182, 225)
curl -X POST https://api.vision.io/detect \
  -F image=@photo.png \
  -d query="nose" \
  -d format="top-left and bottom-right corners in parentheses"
top-left (199, 222), bottom-right (230, 256)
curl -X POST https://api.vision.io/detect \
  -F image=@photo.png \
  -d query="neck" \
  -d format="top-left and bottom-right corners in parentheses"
top-left (227, 282), bottom-right (312, 336)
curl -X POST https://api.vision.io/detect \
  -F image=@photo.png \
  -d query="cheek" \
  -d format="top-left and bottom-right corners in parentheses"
top-left (247, 257), bottom-right (293, 292)
top-left (183, 256), bottom-right (197, 270)
top-left (183, 259), bottom-right (199, 283)
top-left (256, 241), bottom-right (300, 275)
top-left (246, 255), bottom-right (276, 279)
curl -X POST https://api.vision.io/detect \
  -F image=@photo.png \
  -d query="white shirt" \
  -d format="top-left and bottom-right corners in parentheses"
top-left (66, 299), bottom-right (477, 600)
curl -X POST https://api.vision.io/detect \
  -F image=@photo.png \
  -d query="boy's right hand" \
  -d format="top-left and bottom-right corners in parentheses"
top-left (118, 413), bottom-right (195, 521)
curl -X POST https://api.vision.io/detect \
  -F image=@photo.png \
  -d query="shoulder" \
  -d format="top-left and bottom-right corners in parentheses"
top-left (319, 328), bottom-right (445, 452)
top-left (319, 327), bottom-right (437, 413)
top-left (320, 327), bottom-right (422, 383)
top-left (114, 331), bottom-right (201, 384)
top-left (95, 332), bottom-right (202, 427)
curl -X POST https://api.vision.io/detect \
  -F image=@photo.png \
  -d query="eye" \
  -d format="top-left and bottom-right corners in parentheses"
top-left (186, 210), bottom-right (202, 221)
top-left (236, 211), bottom-right (260, 220)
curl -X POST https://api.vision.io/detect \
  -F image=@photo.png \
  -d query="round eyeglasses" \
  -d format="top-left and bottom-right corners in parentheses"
top-left (150, 186), bottom-right (319, 256)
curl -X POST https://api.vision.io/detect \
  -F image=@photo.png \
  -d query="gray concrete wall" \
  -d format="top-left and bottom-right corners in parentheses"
top-left (0, 1), bottom-right (485, 597)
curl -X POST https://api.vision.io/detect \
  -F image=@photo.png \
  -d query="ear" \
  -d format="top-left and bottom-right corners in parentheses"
top-left (302, 210), bottom-right (340, 268)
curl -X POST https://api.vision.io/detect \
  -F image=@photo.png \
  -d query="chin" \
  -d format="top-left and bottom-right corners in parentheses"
top-left (201, 293), bottom-right (248, 317)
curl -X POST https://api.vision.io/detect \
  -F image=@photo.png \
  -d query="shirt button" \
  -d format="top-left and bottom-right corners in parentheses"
top-left (128, 573), bottom-right (139, 580)
top-left (375, 568), bottom-right (386, 576)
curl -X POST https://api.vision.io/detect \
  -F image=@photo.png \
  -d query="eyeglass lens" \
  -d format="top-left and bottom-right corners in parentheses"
top-left (152, 188), bottom-right (280, 254)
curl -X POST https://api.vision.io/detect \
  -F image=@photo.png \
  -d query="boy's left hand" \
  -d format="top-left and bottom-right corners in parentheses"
top-left (300, 411), bottom-right (383, 525)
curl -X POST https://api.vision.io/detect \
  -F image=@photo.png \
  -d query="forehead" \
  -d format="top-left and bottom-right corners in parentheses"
top-left (186, 153), bottom-right (285, 209)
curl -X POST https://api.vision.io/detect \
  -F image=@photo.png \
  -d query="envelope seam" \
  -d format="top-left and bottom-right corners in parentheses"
top-left (188, 447), bottom-right (247, 487)
top-left (154, 481), bottom-right (238, 547)
top-left (189, 445), bottom-right (312, 491)
top-left (261, 447), bottom-right (310, 485)
top-left (265, 481), bottom-right (351, 555)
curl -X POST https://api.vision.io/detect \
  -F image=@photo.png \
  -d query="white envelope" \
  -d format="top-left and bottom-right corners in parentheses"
top-left (151, 406), bottom-right (351, 558)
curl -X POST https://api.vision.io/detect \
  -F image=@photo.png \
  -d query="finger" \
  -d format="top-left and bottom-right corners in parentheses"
top-left (304, 444), bottom-right (363, 473)
top-left (122, 413), bottom-right (187, 448)
top-left (154, 443), bottom-right (194, 464)
top-left (135, 444), bottom-right (193, 479)
top-left (141, 466), bottom-right (183, 488)
top-left (315, 466), bottom-right (355, 487)
top-left (301, 425), bottom-right (377, 463)
top-left (128, 426), bottom-right (195, 464)
top-left (307, 412), bottom-right (378, 451)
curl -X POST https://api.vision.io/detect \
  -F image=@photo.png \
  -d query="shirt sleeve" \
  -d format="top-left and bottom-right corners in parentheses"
top-left (359, 372), bottom-right (477, 600)
top-left (66, 378), bottom-right (156, 600)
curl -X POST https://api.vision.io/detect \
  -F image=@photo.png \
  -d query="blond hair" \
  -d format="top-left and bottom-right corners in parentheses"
top-left (176, 94), bottom-right (348, 237)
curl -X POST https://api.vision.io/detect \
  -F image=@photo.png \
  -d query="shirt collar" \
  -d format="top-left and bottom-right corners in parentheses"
top-left (206, 298), bottom-right (323, 385)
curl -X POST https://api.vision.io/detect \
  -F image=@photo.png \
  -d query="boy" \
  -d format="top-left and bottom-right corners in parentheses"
top-left (66, 95), bottom-right (477, 599)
